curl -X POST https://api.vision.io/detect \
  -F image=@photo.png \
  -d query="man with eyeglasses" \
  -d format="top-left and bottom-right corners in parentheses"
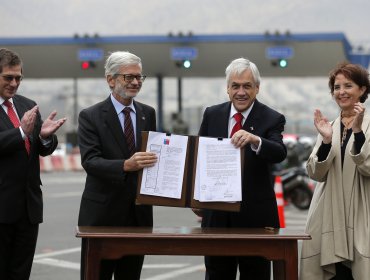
top-left (0, 48), bottom-right (66, 280)
top-left (77, 51), bottom-right (157, 280)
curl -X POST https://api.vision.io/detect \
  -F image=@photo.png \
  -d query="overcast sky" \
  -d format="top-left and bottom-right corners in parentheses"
top-left (1, 0), bottom-right (370, 46)
top-left (3, 0), bottom-right (370, 134)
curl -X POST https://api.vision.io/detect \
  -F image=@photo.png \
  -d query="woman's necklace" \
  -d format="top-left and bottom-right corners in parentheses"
top-left (341, 112), bottom-right (355, 146)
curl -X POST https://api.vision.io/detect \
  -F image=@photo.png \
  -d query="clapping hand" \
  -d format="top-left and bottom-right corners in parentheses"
top-left (314, 109), bottom-right (332, 144)
top-left (20, 105), bottom-right (39, 136)
top-left (40, 111), bottom-right (67, 139)
top-left (352, 102), bottom-right (365, 133)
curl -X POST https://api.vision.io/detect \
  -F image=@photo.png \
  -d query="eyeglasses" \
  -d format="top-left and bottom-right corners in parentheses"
top-left (115, 74), bottom-right (146, 83)
top-left (0, 74), bottom-right (23, 83)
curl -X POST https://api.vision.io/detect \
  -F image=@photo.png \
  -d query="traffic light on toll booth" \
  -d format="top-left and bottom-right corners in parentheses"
top-left (175, 59), bottom-right (192, 69)
top-left (271, 59), bottom-right (288, 68)
top-left (81, 61), bottom-right (96, 70)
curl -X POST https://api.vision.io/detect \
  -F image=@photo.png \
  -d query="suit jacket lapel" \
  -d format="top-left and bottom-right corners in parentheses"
top-left (134, 101), bottom-right (145, 152)
top-left (12, 97), bottom-right (33, 139)
top-left (0, 97), bottom-right (27, 130)
top-left (1, 97), bottom-right (34, 157)
top-left (0, 104), bottom-right (13, 129)
top-left (243, 100), bottom-right (261, 134)
top-left (12, 96), bottom-right (27, 118)
top-left (218, 102), bottom-right (231, 138)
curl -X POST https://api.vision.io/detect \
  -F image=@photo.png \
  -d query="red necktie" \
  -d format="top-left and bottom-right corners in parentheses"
top-left (230, 112), bottom-right (243, 137)
top-left (123, 107), bottom-right (135, 156)
top-left (3, 100), bottom-right (31, 154)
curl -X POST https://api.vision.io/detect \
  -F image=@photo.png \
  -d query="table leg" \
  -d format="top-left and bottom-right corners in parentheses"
top-left (284, 244), bottom-right (298, 280)
top-left (83, 239), bottom-right (102, 280)
top-left (272, 241), bottom-right (299, 280)
top-left (273, 260), bottom-right (285, 280)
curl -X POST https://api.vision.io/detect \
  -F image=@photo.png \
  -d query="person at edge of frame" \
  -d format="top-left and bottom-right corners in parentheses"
top-left (0, 48), bottom-right (66, 280)
top-left (300, 62), bottom-right (370, 280)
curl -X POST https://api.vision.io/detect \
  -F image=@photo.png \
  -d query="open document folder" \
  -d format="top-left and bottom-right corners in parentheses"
top-left (136, 131), bottom-right (243, 212)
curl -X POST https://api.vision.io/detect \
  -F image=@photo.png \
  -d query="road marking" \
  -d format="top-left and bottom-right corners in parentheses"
top-left (34, 247), bottom-right (81, 259)
top-left (34, 247), bottom-right (193, 271)
top-left (41, 177), bottom-right (85, 184)
top-left (143, 264), bottom-right (205, 280)
top-left (34, 258), bottom-right (79, 270)
top-left (143, 264), bottom-right (189, 269)
top-left (45, 191), bottom-right (82, 198)
top-left (33, 257), bottom-right (190, 271)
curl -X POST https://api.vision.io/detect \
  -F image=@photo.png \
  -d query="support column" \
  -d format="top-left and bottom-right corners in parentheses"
top-left (177, 77), bottom-right (182, 113)
top-left (156, 75), bottom-right (163, 132)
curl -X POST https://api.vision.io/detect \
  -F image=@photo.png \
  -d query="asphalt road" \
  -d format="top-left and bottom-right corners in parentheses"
top-left (30, 171), bottom-right (308, 280)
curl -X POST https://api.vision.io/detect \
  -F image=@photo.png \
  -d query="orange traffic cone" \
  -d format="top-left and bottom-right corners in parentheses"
top-left (274, 175), bottom-right (285, 228)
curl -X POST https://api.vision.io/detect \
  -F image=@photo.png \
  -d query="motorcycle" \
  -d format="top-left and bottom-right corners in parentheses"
top-left (274, 166), bottom-right (314, 210)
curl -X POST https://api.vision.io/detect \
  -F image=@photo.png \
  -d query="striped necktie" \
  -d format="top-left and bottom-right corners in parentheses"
top-left (123, 107), bottom-right (135, 156)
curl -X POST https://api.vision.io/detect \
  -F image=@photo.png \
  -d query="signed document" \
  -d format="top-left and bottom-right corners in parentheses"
top-left (140, 131), bottom-right (188, 199)
top-left (194, 137), bottom-right (242, 202)
top-left (137, 132), bottom-right (241, 211)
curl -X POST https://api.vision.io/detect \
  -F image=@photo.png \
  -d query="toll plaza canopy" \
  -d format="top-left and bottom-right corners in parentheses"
top-left (1, 32), bottom-right (369, 79)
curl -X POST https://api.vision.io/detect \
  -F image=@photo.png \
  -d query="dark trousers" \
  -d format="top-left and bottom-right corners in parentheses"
top-left (331, 263), bottom-right (354, 280)
top-left (80, 239), bottom-right (144, 280)
top-left (205, 256), bottom-right (270, 280)
top-left (0, 216), bottom-right (39, 280)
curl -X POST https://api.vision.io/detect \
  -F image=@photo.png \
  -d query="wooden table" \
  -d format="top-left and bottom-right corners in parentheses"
top-left (76, 226), bottom-right (310, 280)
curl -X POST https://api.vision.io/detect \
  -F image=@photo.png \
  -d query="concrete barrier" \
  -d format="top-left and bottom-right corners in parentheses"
top-left (40, 154), bottom-right (83, 172)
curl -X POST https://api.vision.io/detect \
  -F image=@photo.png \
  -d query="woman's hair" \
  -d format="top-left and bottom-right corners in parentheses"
top-left (225, 57), bottom-right (261, 86)
top-left (104, 51), bottom-right (142, 77)
top-left (328, 62), bottom-right (370, 103)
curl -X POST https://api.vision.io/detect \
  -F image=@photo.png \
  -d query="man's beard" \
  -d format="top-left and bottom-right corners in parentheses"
top-left (114, 83), bottom-right (138, 99)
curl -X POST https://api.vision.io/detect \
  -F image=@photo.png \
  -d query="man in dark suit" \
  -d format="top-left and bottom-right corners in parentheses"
top-left (196, 57), bottom-right (287, 280)
top-left (0, 48), bottom-right (66, 280)
top-left (77, 51), bottom-right (157, 280)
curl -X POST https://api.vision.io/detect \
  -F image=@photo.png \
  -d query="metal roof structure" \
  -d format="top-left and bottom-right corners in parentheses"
top-left (1, 32), bottom-right (369, 79)
top-left (2, 32), bottom-right (370, 133)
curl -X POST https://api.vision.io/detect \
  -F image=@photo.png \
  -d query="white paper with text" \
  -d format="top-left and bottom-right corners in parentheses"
top-left (140, 131), bottom-right (188, 199)
top-left (194, 137), bottom-right (242, 202)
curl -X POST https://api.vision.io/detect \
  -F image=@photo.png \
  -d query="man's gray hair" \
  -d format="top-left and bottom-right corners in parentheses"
top-left (225, 58), bottom-right (261, 86)
top-left (104, 51), bottom-right (142, 77)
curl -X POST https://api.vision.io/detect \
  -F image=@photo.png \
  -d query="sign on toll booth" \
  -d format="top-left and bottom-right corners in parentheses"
top-left (77, 49), bottom-right (104, 61)
top-left (265, 46), bottom-right (294, 59)
top-left (171, 47), bottom-right (198, 60)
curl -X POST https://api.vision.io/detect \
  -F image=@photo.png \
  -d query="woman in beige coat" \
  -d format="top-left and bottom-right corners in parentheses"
top-left (300, 63), bottom-right (370, 280)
